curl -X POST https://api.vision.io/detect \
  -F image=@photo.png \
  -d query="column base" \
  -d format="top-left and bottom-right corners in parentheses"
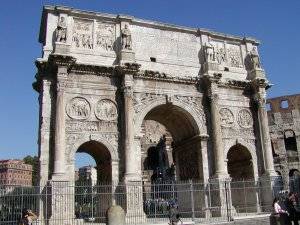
top-left (124, 173), bottom-right (142, 183)
top-left (209, 176), bottom-right (233, 219)
top-left (259, 175), bottom-right (277, 212)
top-left (52, 173), bottom-right (67, 181)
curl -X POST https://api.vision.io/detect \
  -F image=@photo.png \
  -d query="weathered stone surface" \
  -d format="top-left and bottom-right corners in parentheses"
top-left (34, 5), bottom-right (276, 223)
top-left (106, 205), bottom-right (125, 225)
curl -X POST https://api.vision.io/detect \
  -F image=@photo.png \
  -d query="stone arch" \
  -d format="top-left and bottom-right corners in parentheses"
top-left (71, 135), bottom-right (119, 163)
top-left (284, 129), bottom-right (297, 151)
top-left (69, 135), bottom-right (119, 184)
top-left (225, 139), bottom-right (258, 179)
top-left (135, 97), bottom-right (206, 183)
top-left (226, 143), bottom-right (255, 180)
top-left (289, 169), bottom-right (300, 193)
top-left (134, 97), bottom-right (206, 136)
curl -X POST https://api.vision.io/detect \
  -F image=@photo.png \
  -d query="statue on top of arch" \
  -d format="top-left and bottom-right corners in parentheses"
top-left (121, 24), bottom-right (132, 50)
top-left (56, 16), bottom-right (67, 43)
top-left (248, 47), bottom-right (261, 70)
top-left (203, 42), bottom-right (215, 63)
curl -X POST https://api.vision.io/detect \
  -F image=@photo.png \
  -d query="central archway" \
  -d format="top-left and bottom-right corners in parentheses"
top-left (140, 103), bottom-right (203, 182)
top-left (137, 102), bottom-right (205, 217)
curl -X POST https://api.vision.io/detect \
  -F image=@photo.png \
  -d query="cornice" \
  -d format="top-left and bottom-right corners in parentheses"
top-left (70, 64), bottom-right (115, 77)
top-left (134, 70), bottom-right (199, 85)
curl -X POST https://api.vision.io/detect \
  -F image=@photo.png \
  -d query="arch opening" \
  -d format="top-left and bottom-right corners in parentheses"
top-left (227, 144), bottom-right (257, 213)
top-left (76, 141), bottom-right (112, 184)
top-left (74, 141), bottom-right (112, 221)
top-left (284, 130), bottom-right (297, 152)
top-left (140, 104), bottom-right (202, 184)
top-left (227, 144), bottom-right (254, 181)
top-left (289, 169), bottom-right (300, 193)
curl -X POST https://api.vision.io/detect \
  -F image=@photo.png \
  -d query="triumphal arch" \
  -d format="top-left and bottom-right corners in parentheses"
top-left (33, 5), bottom-right (277, 223)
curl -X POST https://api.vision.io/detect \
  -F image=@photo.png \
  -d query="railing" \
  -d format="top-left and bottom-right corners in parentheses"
top-left (0, 178), bottom-right (298, 225)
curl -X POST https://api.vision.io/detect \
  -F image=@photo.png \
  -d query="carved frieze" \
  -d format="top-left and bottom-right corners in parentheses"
top-left (72, 19), bottom-right (93, 49)
top-left (133, 93), bottom-right (164, 114)
top-left (237, 109), bottom-right (253, 128)
top-left (66, 121), bottom-right (118, 132)
top-left (221, 127), bottom-right (254, 139)
top-left (95, 99), bottom-right (118, 121)
top-left (174, 95), bottom-right (206, 127)
top-left (66, 97), bottom-right (91, 120)
top-left (219, 108), bottom-right (234, 127)
top-left (95, 23), bottom-right (115, 51)
top-left (66, 121), bottom-right (98, 132)
top-left (226, 44), bottom-right (242, 68)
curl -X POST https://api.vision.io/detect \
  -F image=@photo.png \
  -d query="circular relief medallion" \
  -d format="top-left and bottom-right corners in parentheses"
top-left (66, 97), bottom-right (91, 120)
top-left (95, 99), bottom-right (118, 121)
top-left (219, 108), bottom-right (234, 127)
top-left (237, 109), bottom-right (253, 128)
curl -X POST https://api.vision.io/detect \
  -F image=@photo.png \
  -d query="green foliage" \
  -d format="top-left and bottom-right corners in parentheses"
top-left (23, 155), bottom-right (39, 186)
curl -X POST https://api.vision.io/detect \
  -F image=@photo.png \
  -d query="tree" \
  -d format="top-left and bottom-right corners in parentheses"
top-left (23, 155), bottom-right (39, 186)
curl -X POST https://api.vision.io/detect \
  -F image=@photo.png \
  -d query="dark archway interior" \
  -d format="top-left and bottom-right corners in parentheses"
top-left (77, 141), bottom-right (112, 183)
top-left (145, 104), bottom-right (199, 142)
top-left (142, 104), bottom-right (202, 182)
top-left (227, 144), bottom-right (254, 180)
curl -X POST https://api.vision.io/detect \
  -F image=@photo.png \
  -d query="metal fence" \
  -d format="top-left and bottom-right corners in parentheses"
top-left (0, 178), bottom-right (299, 225)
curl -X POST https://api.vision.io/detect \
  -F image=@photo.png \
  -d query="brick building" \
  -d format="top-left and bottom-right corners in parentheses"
top-left (267, 94), bottom-right (300, 190)
top-left (0, 159), bottom-right (33, 186)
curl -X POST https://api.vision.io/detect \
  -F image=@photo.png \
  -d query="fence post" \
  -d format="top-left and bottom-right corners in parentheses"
top-left (189, 179), bottom-right (195, 221)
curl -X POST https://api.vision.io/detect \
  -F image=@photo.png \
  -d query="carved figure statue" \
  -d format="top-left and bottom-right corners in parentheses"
top-left (121, 24), bottom-right (132, 50)
top-left (203, 42), bottom-right (215, 63)
top-left (156, 135), bottom-right (168, 179)
top-left (249, 47), bottom-right (261, 69)
top-left (56, 17), bottom-right (67, 43)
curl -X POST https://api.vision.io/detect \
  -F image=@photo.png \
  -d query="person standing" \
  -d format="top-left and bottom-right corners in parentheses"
top-left (285, 193), bottom-right (299, 225)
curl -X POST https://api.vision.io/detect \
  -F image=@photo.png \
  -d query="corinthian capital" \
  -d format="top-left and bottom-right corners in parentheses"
top-left (253, 92), bottom-right (266, 108)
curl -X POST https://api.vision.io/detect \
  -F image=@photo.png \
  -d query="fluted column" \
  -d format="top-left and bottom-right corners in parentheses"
top-left (53, 78), bottom-right (66, 178)
top-left (255, 91), bottom-right (276, 176)
top-left (209, 88), bottom-right (227, 178)
top-left (123, 74), bottom-right (138, 181)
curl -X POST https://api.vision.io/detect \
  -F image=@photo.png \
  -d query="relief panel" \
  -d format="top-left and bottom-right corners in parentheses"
top-left (95, 22), bottom-right (115, 51)
top-left (66, 97), bottom-right (91, 120)
top-left (72, 19), bottom-right (93, 49)
top-left (95, 99), bottom-right (118, 121)
top-left (226, 43), bottom-right (242, 68)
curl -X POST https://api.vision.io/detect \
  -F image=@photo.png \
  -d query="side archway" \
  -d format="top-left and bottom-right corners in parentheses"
top-left (227, 144), bottom-right (254, 180)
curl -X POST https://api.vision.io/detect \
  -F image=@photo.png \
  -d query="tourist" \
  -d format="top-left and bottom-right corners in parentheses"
top-left (273, 198), bottom-right (291, 225)
top-left (285, 193), bottom-right (300, 225)
top-left (20, 208), bottom-right (37, 225)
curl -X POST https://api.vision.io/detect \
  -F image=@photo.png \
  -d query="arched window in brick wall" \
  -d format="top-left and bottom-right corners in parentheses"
top-left (284, 130), bottom-right (297, 151)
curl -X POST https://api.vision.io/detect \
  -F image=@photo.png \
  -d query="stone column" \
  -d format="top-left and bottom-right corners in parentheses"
top-left (252, 83), bottom-right (277, 211)
top-left (255, 91), bottom-right (276, 177)
top-left (52, 79), bottom-right (66, 178)
top-left (123, 75), bottom-right (138, 182)
top-left (209, 88), bottom-right (227, 177)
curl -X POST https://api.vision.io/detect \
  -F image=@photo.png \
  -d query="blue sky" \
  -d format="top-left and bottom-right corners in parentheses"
top-left (0, 0), bottom-right (299, 166)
